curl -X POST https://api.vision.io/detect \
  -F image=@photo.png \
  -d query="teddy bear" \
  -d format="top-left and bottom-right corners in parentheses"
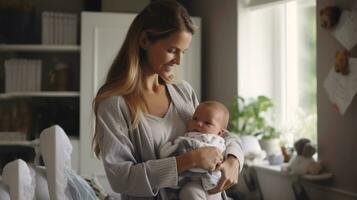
top-left (319, 6), bottom-right (342, 29)
top-left (281, 138), bottom-right (322, 175)
top-left (335, 50), bottom-right (349, 75)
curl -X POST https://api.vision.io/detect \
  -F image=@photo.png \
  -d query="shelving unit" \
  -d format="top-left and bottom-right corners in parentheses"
top-left (0, 43), bottom-right (80, 140)
top-left (0, 4), bottom-right (83, 174)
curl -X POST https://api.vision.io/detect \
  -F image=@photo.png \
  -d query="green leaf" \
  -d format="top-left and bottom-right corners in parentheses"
top-left (228, 95), bottom-right (279, 138)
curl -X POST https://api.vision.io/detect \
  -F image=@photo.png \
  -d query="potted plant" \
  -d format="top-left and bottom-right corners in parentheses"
top-left (259, 126), bottom-right (281, 156)
top-left (229, 95), bottom-right (274, 135)
top-left (229, 95), bottom-right (281, 156)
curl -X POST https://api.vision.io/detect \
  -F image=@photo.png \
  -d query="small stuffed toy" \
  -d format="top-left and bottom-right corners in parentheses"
top-left (319, 6), bottom-right (342, 29)
top-left (335, 50), bottom-right (349, 75)
top-left (282, 138), bottom-right (322, 175)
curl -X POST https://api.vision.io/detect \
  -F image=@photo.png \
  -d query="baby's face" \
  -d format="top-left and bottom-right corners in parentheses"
top-left (188, 105), bottom-right (224, 135)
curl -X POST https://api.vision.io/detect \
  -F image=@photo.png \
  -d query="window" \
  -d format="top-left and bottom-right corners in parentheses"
top-left (238, 0), bottom-right (317, 145)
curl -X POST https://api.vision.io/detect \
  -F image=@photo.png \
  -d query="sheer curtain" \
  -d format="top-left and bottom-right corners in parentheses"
top-left (238, 0), bottom-right (317, 145)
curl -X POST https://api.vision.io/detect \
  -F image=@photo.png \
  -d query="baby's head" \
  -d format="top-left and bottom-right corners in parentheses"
top-left (188, 101), bottom-right (229, 136)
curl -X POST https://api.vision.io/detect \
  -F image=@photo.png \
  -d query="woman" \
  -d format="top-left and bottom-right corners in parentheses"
top-left (92, 1), bottom-right (244, 199)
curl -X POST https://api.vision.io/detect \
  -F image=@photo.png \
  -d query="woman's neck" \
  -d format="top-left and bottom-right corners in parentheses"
top-left (142, 72), bottom-right (162, 93)
top-left (141, 63), bottom-right (165, 93)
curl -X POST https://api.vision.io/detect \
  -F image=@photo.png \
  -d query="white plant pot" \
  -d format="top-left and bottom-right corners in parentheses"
top-left (259, 138), bottom-right (281, 156)
top-left (240, 135), bottom-right (262, 155)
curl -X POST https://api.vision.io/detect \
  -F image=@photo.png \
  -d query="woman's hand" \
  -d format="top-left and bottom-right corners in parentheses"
top-left (176, 147), bottom-right (223, 173)
top-left (192, 147), bottom-right (224, 171)
top-left (208, 155), bottom-right (240, 194)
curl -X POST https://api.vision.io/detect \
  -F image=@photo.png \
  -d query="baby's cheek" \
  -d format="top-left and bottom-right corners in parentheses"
top-left (187, 121), bottom-right (195, 130)
top-left (202, 127), bottom-right (211, 133)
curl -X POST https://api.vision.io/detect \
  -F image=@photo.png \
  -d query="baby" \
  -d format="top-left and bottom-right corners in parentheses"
top-left (159, 101), bottom-right (229, 199)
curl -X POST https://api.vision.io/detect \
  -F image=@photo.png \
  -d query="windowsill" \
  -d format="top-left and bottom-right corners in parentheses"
top-left (251, 161), bottom-right (283, 175)
top-left (251, 161), bottom-right (333, 181)
top-left (250, 162), bottom-right (357, 199)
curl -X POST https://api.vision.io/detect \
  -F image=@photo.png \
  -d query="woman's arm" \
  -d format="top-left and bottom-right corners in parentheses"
top-left (208, 131), bottom-right (244, 194)
top-left (97, 97), bottom-right (178, 197)
top-left (222, 130), bottom-right (245, 171)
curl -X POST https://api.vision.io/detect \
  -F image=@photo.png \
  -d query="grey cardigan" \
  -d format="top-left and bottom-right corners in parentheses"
top-left (96, 81), bottom-right (244, 200)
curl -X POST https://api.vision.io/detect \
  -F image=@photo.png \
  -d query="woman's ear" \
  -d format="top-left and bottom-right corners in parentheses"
top-left (139, 32), bottom-right (150, 50)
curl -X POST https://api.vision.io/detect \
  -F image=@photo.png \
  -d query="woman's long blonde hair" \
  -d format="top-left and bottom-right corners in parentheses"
top-left (92, 1), bottom-right (196, 157)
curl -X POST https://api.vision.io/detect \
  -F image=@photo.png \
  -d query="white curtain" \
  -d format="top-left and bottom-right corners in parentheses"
top-left (245, 0), bottom-right (295, 9)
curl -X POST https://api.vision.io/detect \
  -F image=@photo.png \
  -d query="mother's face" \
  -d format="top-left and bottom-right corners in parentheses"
top-left (142, 30), bottom-right (192, 80)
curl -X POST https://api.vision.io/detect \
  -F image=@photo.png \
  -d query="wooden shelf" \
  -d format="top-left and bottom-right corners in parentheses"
top-left (0, 91), bottom-right (80, 98)
top-left (0, 44), bottom-right (80, 52)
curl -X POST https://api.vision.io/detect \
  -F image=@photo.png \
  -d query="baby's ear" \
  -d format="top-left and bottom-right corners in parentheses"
top-left (218, 129), bottom-right (225, 136)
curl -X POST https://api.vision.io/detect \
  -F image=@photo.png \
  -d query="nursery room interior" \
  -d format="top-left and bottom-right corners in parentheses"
top-left (0, 0), bottom-right (357, 199)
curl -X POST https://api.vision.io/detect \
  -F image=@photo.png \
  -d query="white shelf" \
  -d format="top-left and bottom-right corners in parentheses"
top-left (0, 91), bottom-right (80, 98)
top-left (0, 139), bottom-right (39, 147)
top-left (0, 44), bottom-right (80, 52)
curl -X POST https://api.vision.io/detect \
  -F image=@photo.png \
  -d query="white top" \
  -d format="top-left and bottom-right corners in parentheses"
top-left (143, 102), bottom-right (187, 155)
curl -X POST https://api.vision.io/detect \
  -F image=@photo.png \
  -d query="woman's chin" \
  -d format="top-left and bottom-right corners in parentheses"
top-left (160, 73), bottom-right (174, 81)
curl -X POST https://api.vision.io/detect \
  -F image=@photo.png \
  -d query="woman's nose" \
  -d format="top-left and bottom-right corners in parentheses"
top-left (174, 53), bottom-right (181, 65)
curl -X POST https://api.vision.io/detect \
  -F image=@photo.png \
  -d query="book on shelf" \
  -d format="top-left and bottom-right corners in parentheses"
top-left (4, 59), bottom-right (42, 93)
top-left (41, 11), bottom-right (78, 45)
